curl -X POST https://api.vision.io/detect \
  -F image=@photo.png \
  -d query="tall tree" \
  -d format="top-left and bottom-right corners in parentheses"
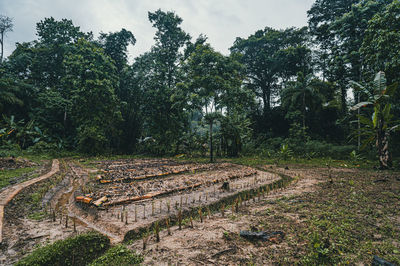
top-left (361, 0), bottom-right (400, 85)
top-left (99, 29), bottom-right (139, 152)
top-left (62, 39), bottom-right (121, 153)
top-left (282, 72), bottom-right (324, 130)
top-left (0, 15), bottom-right (13, 63)
top-left (230, 27), bottom-right (310, 115)
top-left (99, 29), bottom-right (136, 73)
top-left (139, 9), bottom-right (191, 154)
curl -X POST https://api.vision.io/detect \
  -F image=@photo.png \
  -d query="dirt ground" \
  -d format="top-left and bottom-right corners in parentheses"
top-left (1, 158), bottom-right (399, 265)
top-left (127, 165), bottom-right (400, 265)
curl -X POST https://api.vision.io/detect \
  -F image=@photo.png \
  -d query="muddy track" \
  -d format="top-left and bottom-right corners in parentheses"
top-left (0, 159), bottom-right (59, 243)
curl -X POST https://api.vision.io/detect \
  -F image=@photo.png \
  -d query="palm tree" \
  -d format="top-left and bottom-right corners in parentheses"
top-left (282, 72), bottom-right (323, 129)
top-left (350, 72), bottom-right (399, 169)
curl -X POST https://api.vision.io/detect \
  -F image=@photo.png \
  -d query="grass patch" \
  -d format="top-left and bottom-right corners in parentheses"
top-left (0, 166), bottom-right (37, 189)
top-left (15, 231), bottom-right (110, 266)
top-left (89, 245), bottom-right (143, 266)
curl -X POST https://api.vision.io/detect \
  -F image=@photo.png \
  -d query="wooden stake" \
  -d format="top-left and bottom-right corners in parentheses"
top-left (65, 215), bottom-right (68, 228)
top-left (152, 200), bottom-right (155, 216)
top-left (143, 205), bottom-right (146, 219)
top-left (73, 217), bottom-right (76, 232)
top-left (135, 205), bottom-right (137, 222)
top-left (220, 204), bottom-right (225, 217)
top-left (125, 211), bottom-right (128, 225)
top-left (190, 216), bottom-right (194, 228)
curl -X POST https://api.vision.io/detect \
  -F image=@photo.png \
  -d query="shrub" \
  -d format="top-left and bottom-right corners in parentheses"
top-left (0, 142), bottom-right (21, 157)
top-left (16, 231), bottom-right (110, 266)
top-left (89, 245), bottom-right (143, 266)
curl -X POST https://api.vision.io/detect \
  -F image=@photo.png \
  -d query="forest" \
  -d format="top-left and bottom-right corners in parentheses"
top-left (1, 0), bottom-right (400, 169)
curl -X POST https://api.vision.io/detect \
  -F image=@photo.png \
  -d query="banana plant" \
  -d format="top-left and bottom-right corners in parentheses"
top-left (350, 72), bottom-right (399, 169)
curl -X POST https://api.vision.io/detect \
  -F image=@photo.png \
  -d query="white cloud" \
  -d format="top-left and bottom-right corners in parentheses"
top-left (0, 0), bottom-right (315, 61)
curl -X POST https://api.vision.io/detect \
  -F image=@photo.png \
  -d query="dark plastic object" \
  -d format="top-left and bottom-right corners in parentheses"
top-left (372, 255), bottom-right (395, 266)
top-left (240, 230), bottom-right (285, 241)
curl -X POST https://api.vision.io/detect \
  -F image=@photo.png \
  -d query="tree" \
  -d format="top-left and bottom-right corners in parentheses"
top-left (0, 15), bottom-right (13, 63)
top-left (62, 39), bottom-right (121, 153)
top-left (350, 72), bottom-right (399, 169)
top-left (282, 72), bottom-right (324, 130)
top-left (361, 0), bottom-right (400, 85)
top-left (308, 0), bottom-right (392, 114)
top-left (99, 29), bottom-right (139, 152)
top-left (139, 9), bottom-right (191, 154)
top-left (230, 27), bottom-right (310, 115)
top-left (99, 29), bottom-right (136, 73)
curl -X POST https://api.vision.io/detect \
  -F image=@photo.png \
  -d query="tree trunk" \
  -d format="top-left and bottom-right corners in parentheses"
top-left (376, 129), bottom-right (392, 169)
top-left (209, 122), bottom-right (213, 162)
top-left (302, 90), bottom-right (306, 129)
top-left (0, 32), bottom-right (3, 63)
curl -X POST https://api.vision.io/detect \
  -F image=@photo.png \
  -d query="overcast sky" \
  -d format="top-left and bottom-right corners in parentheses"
top-left (1, 0), bottom-right (315, 61)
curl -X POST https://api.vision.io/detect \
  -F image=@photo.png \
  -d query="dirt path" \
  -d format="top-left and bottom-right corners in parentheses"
top-left (128, 166), bottom-right (323, 265)
top-left (0, 159), bottom-right (59, 243)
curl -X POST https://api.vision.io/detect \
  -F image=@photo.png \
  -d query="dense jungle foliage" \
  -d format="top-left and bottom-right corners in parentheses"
top-left (1, 0), bottom-right (400, 168)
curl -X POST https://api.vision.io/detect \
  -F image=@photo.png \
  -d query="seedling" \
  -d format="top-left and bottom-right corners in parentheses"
top-left (190, 216), bottom-right (194, 228)
top-left (166, 218), bottom-right (171, 235)
top-left (207, 207), bottom-right (211, 219)
top-left (167, 200), bottom-right (170, 213)
top-left (154, 221), bottom-right (160, 242)
top-left (159, 200), bottom-right (162, 213)
top-left (235, 199), bottom-right (239, 213)
top-left (73, 217), bottom-right (76, 232)
top-left (199, 208), bottom-right (203, 223)
top-left (178, 209), bottom-right (182, 230)
top-left (220, 204), bottom-right (225, 217)
top-left (143, 231), bottom-right (149, 250)
top-left (143, 205), bottom-right (146, 219)
top-left (180, 196), bottom-right (183, 208)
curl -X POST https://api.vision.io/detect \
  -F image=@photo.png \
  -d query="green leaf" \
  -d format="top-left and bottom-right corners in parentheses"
top-left (373, 71), bottom-right (386, 93)
top-left (350, 101), bottom-right (372, 111)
